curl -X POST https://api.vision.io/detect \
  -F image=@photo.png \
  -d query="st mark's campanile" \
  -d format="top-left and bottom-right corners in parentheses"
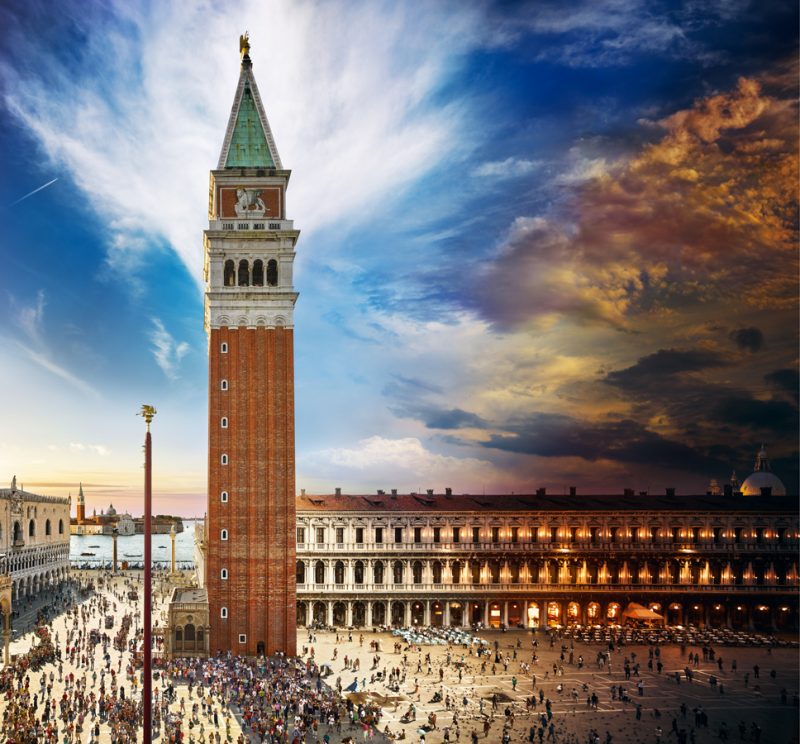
top-left (204, 35), bottom-right (297, 656)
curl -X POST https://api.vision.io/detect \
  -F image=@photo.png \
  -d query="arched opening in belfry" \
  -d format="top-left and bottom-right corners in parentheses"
top-left (252, 259), bottom-right (264, 286)
top-left (266, 259), bottom-right (278, 286)
top-left (238, 259), bottom-right (250, 286)
top-left (224, 260), bottom-right (235, 286)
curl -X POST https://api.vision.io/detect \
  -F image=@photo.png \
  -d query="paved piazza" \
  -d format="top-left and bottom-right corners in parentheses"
top-left (0, 571), bottom-right (796, 743)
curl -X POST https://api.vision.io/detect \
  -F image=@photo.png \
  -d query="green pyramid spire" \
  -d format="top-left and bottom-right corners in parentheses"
top-left (225, 84), bottom-right (275, 168)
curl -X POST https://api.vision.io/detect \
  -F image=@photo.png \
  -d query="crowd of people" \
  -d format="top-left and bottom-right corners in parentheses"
top-left (0, 570), bottom-right (795, 743)
top-left (162, 653), bottom-right (384, 743)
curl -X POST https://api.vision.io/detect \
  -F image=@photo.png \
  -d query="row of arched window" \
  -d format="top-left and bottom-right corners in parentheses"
top-left (9, 518), bottom-right (64, 542)
top-left (223, 259), bottom-right (278, 287)
top-left (298, 560), bottom-right (460, 586)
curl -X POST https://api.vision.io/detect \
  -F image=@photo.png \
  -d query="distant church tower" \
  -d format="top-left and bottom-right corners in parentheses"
top-left (204, 35), bottom-right (298, 656)
top-left (77, 483), bottom-right (85, 523)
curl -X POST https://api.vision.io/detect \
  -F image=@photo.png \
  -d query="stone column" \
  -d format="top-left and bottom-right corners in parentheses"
top-left (483, 601), bottom-right (490, 626)
top-left (327, 601), bottom-right (334, 626)
top-left (346, 601), bottom-right (353, 627)
top-left (444, 601), bottom-right (451, 627)
top-left (169, 523), bottom-right (177, 575)
top-left (405, 602), bottom-right (412, 627)
top-left (502, 601), bottom-right (509, 628)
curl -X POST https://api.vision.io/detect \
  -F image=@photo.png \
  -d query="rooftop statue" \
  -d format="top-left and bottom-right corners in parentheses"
top-left (240, 32), bottom-right (250, 59)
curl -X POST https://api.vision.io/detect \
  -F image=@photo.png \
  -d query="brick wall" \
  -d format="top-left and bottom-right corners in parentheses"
top-left (206, 325), bottom-right (297, 656)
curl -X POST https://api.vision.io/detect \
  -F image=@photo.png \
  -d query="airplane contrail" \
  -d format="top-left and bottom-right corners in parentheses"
top-left (12, 178), bottom-right (58, 205)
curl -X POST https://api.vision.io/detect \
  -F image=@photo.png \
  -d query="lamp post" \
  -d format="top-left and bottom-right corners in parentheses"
top-left (139, 404), bottom-right (156, 742)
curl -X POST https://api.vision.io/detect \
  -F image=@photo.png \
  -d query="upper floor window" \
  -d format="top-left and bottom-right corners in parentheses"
top-left (511, 527), bottom-right (519, 544)
top-left (220, 342), bottom-right (228, 353)
top-left (296, 527), bottom-right (305, 544)
top-left (452, 527), bottom-right (460, 543)
top-left (58, 519), bottom-right (64, 535)
top-left (413, 527), bottom-right (422, 544)
top-left (491, 526), bottom-right (500, 543)
top-left (335, 527), bottom-right (345, 544)
top-left (220, 568), bottom-right (228, 580)
top-left (220, 379), bottom-right (228, 391)
top-left (220, 529), bottom-right (228, 541)
top-left (433, 527), bottom-right (441, 543)
top-left (221, 417), bottom-right (228, 428)
top-left (224, 260), bottom-right (235, 286)
top-left (472, 527), bottom-right (480, 544)
top-left (221, 454), bottom-right (228, 465)
top-left (252, 259), bottom-right (264, 286)
top-left (221, 607), bottom-right (228, 619)
top-left (375, 527), bottom-right (383, 544)
top-left (394, 527), bottom-right (403, 543)
top-left (45, 519), bottom-right (51, 536)
top-left (355, 527), bottom-right (364, 544)
top-left (316, 527), bottom-right (325, 544)
top-left (238, 259), bottom-right (249, 286)
top-left (266, 259), bottom-right (278, 287)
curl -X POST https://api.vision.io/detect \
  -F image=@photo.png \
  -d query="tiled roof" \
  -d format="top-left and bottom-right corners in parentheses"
top-left (296, 492), bottom-right (792, 513)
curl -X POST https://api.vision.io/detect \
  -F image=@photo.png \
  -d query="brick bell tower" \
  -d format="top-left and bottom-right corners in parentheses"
top-left (204, 34), bottom-right (298, 657)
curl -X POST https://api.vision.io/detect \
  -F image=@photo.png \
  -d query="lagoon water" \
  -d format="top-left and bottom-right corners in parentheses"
top-left (69, 518), bottom-right (201, 568)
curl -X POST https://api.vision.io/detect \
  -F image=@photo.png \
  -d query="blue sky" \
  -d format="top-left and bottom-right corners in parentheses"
top-left (0, 0), bottom-right (796, 515)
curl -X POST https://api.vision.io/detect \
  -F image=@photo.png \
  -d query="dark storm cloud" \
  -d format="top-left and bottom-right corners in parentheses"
top-left (605, 348), bottom-right (728, 388)
top-left (729, 326), bottom-right (764, 352)
top-left (712, 395), bottom-right (798, 434)
top-left (479, 412), bottom-right (728, 474)
top-left (764, 368), bottom-right (799, 403)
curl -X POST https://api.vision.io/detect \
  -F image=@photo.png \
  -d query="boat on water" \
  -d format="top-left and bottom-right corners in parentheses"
top-left (89, 544), bottom-right (101, 548)
top-left (80, 551), bottom-right (95, 556)
top-left (124, 553), bottom-right (143, 558)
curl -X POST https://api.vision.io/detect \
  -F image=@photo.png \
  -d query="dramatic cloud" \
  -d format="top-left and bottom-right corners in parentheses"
top-left (605, 348), bottom-right (728, 387)
top-left (764, 368), bottom-right (799, 403)
top-left (480, 412), bottom-right (730, 475)
top-left (729, 327), bottom-right (764, 352)
top-left (1, 0), bottom-right (484, 283)
top-left (473, 70), bottom-right (798, 331)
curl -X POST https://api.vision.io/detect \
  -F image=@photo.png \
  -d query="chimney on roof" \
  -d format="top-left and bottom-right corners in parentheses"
top-left (623, 488), bottom-right (634, 497)
top-left (536, 487), bottom-right (546, 497)
top-left (300, 488), bottom-right (306, 496)
top-left (638, 491), bottom-right (648, 496)
top-left (569, 486), bottom-right (576, 496)
top-left (390, 489), bottom-right (398, 497)
top-left (445, 487), bottom-right (452, 496)
top-left (334, 487), bottom-right (341, 496)
top-left (426, 489), bottom-right (434, 496)
top-left (377, 489), bottom-right (385, 495)
top-left (665, 487), bottom-right (675, 497)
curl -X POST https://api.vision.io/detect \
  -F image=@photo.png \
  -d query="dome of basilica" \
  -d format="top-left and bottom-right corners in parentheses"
top-left (740, 445), bottom-right (786, 497)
